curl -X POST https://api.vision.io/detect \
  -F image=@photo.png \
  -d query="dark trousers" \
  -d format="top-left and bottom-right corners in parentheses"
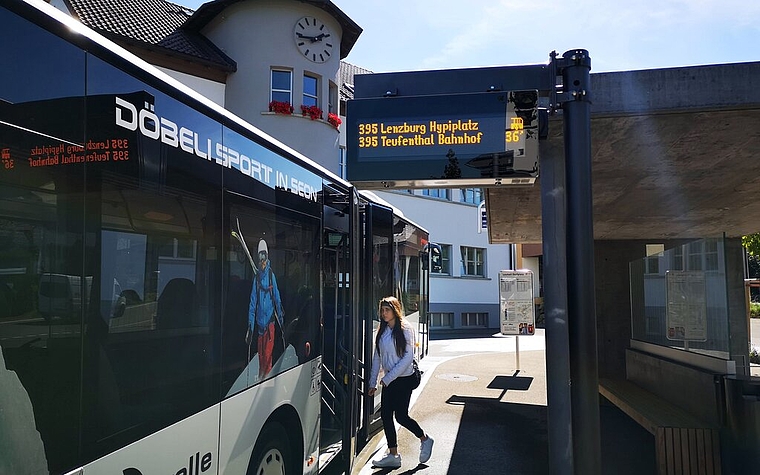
top-left (380, 374), bottom-right (424, 449)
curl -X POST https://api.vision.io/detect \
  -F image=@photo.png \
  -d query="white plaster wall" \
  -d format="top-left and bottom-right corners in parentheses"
top-left (376, 191), bottom-right (513, 307)
top-left (157, 67), bottom-right (226, 106)
top-left (201, 0), bottom-right (342, 174)
top-left (520, 256), bottom-right (542, 299)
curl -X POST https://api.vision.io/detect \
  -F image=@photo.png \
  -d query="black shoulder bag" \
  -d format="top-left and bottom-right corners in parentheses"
top-left (411, 358), bottom-right (422, 389)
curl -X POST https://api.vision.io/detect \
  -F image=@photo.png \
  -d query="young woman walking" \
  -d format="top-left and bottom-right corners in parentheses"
top-left (368, 296), bottom-right (434, 468)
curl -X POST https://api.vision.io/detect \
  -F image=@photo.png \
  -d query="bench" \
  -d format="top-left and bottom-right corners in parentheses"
top-left (599, 378), bottom-right (722, 475)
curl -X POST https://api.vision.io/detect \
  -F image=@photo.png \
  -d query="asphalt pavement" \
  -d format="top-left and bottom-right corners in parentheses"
top-left (349, 330), bottom-right (657, 475)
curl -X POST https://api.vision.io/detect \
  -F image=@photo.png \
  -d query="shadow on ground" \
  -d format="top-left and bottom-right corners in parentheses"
top-left (440, 375), bottom-right (656, 475)
top-left (446, 393), bottom-right (549, 474)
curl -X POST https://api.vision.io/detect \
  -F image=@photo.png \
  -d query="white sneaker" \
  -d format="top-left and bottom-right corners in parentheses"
top-left (372, 453), bottom-right (402, 468)
top-left (419, 436), bottom-right (434, 463)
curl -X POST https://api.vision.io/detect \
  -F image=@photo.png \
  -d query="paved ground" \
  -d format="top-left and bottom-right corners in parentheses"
top-left (349, 330), bottom-right (657, 475)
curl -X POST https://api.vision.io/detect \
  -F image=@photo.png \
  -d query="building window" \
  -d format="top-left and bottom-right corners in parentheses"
top-left (430, 312), bottom-right (453, 328)
top-left (270, 69), bottom-right (292, 104)
top-left (303, 74), bottom-right (319, 107)
top-left (422, 189), bottom-right (450, 200)
top-left (433, 244), bottom-right (452, 275)
top-left (461, 246), bottom-right (485, 277)
top-left (459, 188), bottom-right (483, 205)
top-left (704, 238), bottom-right (719, 271)
top-left (687, 241), bottom-right (702, 271)
top-left (461, 312), bottom-right (487, 327)
top-left (670, 239), bottom-right (720, 272)
top-left (157, 236), bottom-right (197, 260)
top-left (672, 247), bottom-right (684, 271)
top-left (328, 81), bottom-right (338, 114)
top-left (339, 146), bottom-right (346, 179)
top-left (644, 243), bottom-right (664, 275)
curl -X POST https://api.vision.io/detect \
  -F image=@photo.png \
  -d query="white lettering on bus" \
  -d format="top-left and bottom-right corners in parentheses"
top-left (114, 96), bottom-right (316, 202)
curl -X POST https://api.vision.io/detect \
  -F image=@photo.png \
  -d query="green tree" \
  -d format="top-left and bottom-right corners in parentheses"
top-left (744, 234), bottom-right (760, 302)
top-left (742, 233), bottom-right (760, 257)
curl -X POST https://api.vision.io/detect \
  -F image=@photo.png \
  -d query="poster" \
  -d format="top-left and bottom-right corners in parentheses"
top-left (665, 270), bottom-right (707, 341)
top-left (499, 270), bottom-right (535, 336)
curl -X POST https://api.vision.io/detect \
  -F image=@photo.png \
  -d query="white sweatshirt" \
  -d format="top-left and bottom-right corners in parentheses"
top-left (369, 321), bottom-right (415, 388)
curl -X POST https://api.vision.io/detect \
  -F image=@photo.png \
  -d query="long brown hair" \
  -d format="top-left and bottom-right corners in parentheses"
top-left (375, 296), bottom-right (407, 357)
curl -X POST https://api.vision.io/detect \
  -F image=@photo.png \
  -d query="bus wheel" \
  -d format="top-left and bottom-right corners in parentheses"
top-left (248, 422), bottom-right (292, 475)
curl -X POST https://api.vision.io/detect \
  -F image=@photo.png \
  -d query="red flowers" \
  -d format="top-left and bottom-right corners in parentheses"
top-left (268, 100), bottom-right (293, 115)
top-left (268, 101), bottom-right (338, 129)
top-left (300, 104), bottom-right (322, 120)
top-left (327, 112), bottom-right (342, 129)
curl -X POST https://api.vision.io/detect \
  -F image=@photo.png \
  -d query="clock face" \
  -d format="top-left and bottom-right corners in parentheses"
top-left (294, 16), bottom-right (333, 63)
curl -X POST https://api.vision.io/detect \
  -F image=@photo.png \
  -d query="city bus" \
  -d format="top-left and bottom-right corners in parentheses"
top-left (0, 1), bottom-right (430, 474)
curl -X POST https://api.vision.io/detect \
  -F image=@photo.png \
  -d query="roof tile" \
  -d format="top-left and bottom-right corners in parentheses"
top-left (67, 0), bottom-right (235, 70)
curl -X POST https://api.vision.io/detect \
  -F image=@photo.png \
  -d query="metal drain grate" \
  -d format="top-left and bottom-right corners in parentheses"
top-left (435, 373), bottom-right (478, 382)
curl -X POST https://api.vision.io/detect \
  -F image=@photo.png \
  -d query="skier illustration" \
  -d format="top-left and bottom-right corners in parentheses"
top-left (247, 239), bottom-right (284, 379)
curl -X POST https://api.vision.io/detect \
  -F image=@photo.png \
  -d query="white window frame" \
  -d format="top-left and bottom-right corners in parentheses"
top-left (303, 73), bottom-right (319, 108)
top-left (461, 312), bottom-right (488, 327)
top-left (339, 146), bottom-right (346, 180)
top-left (704, 238), bottom-right (719, 271)
top-left (422, 189), bottom-right (450, 200)
top-left (687, 241), bottom-right (703, 271)
top-left (460, 188), bottom-right (483, 205)
top-left (461, 246), bottom-right (485, 277)
top-left (644, 243), bottom-right (664, 275)
top-left (328, 81), bottom-right (338, 114)
top-left (430, 312), bottom-right (453, 328)
top-left (270, 68), bottom-right (293, 104)
top-left (433, 244), bottom-right (452, 276)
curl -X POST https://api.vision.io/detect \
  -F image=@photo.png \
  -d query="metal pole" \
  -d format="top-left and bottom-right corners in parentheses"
top-left (541, 60), bottom-right (574, 472)
top-left (561, 49), bottom-right (601, 475)
top-left (515, 335), bottom-right (520, 370)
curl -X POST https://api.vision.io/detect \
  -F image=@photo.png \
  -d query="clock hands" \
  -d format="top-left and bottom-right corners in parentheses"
top-left (296, 32), bottom-right (328, 43)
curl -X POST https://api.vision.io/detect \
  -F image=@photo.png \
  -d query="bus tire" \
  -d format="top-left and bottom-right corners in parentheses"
top-left (248, 421), bottom-right (293, 475)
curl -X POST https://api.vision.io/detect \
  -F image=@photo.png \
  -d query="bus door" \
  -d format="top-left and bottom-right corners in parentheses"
top-left (358, 202), bottom-right (394, 444)
top-left (319, 185), bottom-right (357, 471)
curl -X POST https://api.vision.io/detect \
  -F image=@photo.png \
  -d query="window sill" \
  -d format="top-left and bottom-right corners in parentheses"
top-left (261, 111), bottom-right (340, 130)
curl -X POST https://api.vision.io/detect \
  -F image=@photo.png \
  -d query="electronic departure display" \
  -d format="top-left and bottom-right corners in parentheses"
top-left (346, 90), bottom-right (539, 189)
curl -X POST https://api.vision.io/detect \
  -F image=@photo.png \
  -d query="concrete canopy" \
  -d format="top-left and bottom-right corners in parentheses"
top-left (488, 61), bottom-right (760, 243)
top-left (352, 59), bottom-right (760, 244)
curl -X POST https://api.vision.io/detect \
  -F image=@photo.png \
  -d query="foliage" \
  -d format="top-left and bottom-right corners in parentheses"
top-left (742, 234), bottom-right (760, 257)
top-left (268, 100), bottom-right (293, 115)
top-left (750, 302), bottom-right (760, 318)
top-left (300, 104), bottom-right (322, 120)
top-left (327, 112), bottom-right (342, 129)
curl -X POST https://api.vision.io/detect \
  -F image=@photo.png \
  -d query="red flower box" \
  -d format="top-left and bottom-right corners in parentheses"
top-left (327, 112), bottom-right (342, 129)
top-left (269, 100), bottom-right (293, 115)
top-left (300, 104), bottom-right (322, 120)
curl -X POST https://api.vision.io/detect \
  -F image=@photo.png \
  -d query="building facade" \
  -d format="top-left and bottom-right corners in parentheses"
top-left (52, 0), bottom-right (518, 334)
top-left (377, 190), bottom-right (515, 333)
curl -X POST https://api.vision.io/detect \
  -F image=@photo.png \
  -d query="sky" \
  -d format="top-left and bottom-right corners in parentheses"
top-left (178, 0), bottom-right (760, 74)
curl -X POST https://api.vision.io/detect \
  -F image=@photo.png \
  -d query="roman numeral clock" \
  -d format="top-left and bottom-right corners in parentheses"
top-left (293, 16), bottom-right (333, 63)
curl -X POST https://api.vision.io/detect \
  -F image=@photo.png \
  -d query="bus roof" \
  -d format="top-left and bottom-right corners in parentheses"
top-left (16, 0), bottom-right (353, 192)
